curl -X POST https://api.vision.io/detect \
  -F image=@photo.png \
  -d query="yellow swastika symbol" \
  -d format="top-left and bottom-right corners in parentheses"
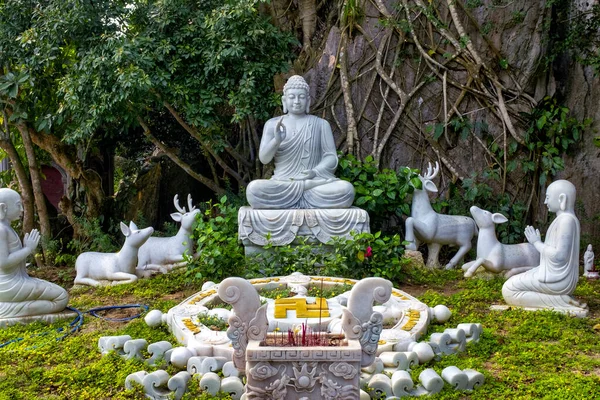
top-left (274, 297), bottom-right (330, 319)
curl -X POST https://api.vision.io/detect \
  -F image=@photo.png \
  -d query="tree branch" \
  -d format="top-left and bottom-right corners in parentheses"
top-left (162, 100), bottom-right (247, 186)
top-left (339, 32), bottom-right (358, 156)
top-left (137, 117), bottom-right (225, 195)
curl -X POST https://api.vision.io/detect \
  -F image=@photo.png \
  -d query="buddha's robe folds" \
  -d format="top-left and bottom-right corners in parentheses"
top-left (246, 115), bottom-right (354, 209)
top-left (502, 213), bottom-right (581, 310)
top-left (238, 206), bottom-right (370, 246)
top-left (0, 230), bottom-right (68, 318)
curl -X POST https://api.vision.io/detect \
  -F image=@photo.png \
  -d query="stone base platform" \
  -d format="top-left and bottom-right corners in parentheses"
top-left (0, 309), bottom-right (79, 328)
top-left (238, 206), bottom-right (370, 255)
top-left (490, 304), bottom-right (589, 318)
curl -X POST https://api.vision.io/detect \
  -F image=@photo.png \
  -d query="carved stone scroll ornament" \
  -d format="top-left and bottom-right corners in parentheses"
top-left (341, 277), bottom-right (392, 366)
top-left (248, 362), bottom-right (284, 381)
top-left (327, 362), bottom-right (358, 380)
top-left (217, 277), bottom-right (268, 372)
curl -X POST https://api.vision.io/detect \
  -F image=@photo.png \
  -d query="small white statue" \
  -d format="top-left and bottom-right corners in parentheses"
top-left (502, 180), bottom-right (588, 316)
top-left (462, 206), bottom-right (539, 278)
top-left (245, 75), bottom-right (355, 209)
top-left (137, 194), bottom-right (200, 273)
top-left (583, 244), bottom-right (595, 277)
top-left (74, 222), bottom-right (154, 286)
top-left (404, 162), bottom-right (477, 269)
top-left (0, 188), bottom-right (68, 318)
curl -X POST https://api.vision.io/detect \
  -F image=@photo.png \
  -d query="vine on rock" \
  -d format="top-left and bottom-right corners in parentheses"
top-left (279, 0), bottom-right (591, 223)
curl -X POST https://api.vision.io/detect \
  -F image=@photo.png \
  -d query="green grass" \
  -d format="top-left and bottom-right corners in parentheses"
top-left (0, 267), bottom-right (599, 398)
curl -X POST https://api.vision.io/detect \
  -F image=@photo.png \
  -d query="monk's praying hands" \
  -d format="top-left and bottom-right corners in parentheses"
top-left (524, 225), bottom-right (541, 244)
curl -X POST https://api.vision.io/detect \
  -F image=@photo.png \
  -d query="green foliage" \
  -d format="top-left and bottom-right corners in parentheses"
top-left (436, 175), bottom-right (529, 245)
top-left (246, 231), bottom-right (407, 283)
top-left (46, 216), bottom-right (120, 268)
top-left (429, 118), bottom-right (488, 143)
top-left (54, 0), bottom-right (296, 142)
top-left (337, 154), bottom-right (421, 232)
top-left (247, 238), bottom-right (335, 278)
top-left (197, 313), bottom-right (228, 331)
top-left (523, 96), bottom-right (590, 186)
top-left (429, 97), bottom-right (588, 242)
top-left (465, 0), bottom-right (483, 8)
top-left (258, 286), bottom-right (293, 299)
top-left (481, 21), bottom-right (493, 35)
top-left (546, 1), bottom-right (600, 74)
top-left (469, 187), bottom-right (528, 245)
top-left (327, 232), bottom-right (407, 282)
top-left (307, 283), bottom-right (353, 298)
top-left (0, 0), bottom-right (296, 202)
top-left (187, 194), bottom-right (407, 283)
top-left (341, 0), bottom-right (364, 37)
top-left (510, 10), bottom-right (525, 24)
top-left (2, 254), bottom-right (600, 398)
top-left (187, 195), bottom-right (245, 282)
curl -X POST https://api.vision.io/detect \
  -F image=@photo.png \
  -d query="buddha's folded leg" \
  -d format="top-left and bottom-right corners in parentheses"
top-left (246, 179), bottom-right (304, 209)
top-left (303, 180), bottom-right (355, 208)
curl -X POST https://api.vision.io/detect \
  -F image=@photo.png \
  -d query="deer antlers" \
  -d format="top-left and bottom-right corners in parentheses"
top-left (173, 194), bottom-right (196, 213)
top-left (419, 161), bottom-right (440, 181)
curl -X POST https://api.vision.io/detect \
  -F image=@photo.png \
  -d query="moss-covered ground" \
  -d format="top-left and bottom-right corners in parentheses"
top-left (0, 266), bottom-right (599, 399)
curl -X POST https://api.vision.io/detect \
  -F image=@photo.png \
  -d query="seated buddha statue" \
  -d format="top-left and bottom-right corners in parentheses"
top-left (246, 75), bottom-right (355, 209)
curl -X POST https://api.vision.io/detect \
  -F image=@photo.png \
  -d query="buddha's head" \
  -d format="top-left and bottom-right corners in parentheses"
top-left (0, 188), bottom-right (23, 222)
top-left (282, 75), bottom-right (311, 115)
top-left (545, 180), bottom-right (576, 213)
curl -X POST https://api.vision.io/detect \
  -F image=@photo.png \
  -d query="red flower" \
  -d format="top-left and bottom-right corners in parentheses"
top-left (365, 246), bottom-right (373, 258)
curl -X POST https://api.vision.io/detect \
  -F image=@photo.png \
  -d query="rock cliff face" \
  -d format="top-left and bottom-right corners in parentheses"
top-left (283, 0), bottom-right (600, 248)
top-left (556, 1), bottom-right (600, 247)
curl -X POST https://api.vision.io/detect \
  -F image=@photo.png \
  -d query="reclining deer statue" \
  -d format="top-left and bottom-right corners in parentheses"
top-left (136, 194), bottom-right (200, 276)
top-left (75, 221), bottom-right (154, 286)
top-left (462, 206), bottom-right (539, 278)
top-left (405, 162), bottom-right (477, 269)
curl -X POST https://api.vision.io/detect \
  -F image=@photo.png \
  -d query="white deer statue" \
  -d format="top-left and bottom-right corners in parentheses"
top-left (405, 162), bottom-right (477, 269)
top-left (74, 221), bottom-right (154, 286)
top-left (462, 206), bottom-right (539, 278)
top-left (136, 194), bottom-right (200, 275)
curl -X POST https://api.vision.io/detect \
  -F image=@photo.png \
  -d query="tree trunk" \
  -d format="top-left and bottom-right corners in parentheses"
top-left (298, 0), bottom-right (316, 48)
top-left (17, 122), bottom-right (51, 263)
top-left (27, 127), bottom-right (106, 220)
top-left (0, 112), bottom-right (35, 233)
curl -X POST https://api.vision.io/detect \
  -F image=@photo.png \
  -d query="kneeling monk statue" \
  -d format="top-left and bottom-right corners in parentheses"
top-left (0, 189), bottom-right (68, 319)
top-left (502, 180), bottom-right (588, 316)
top-left (246, 75), bottom-right (355, 209)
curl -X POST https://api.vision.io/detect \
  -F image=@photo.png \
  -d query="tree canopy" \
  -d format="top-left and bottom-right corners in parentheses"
top-left (0, 0), bottom-right (296, 237)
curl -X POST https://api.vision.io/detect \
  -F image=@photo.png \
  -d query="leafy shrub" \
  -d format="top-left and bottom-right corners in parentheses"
top-left (46, 216), bottom-right (120, 268)
top-left (522, 96), bottom-right (590, 186)
top-left (439, 175), bottom-right (529, 245)
top-left (337, 154), bottom-right (421, 232)
top-left (328, 231), bottom-right (407, 282)
top-left (186, 195), bottom-right (245, 282)
top-left (245, 231), bottom-right (407, 283)
top-left (245, 238), bottom-right (336, 278)
top-left (188, 196), bottom-right (407, 284)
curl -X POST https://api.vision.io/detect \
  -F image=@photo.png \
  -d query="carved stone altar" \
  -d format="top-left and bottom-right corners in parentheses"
top-left (217, 276), bottom-right (391, 400)
top-left (244, 340), bottom-right (362, 399)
